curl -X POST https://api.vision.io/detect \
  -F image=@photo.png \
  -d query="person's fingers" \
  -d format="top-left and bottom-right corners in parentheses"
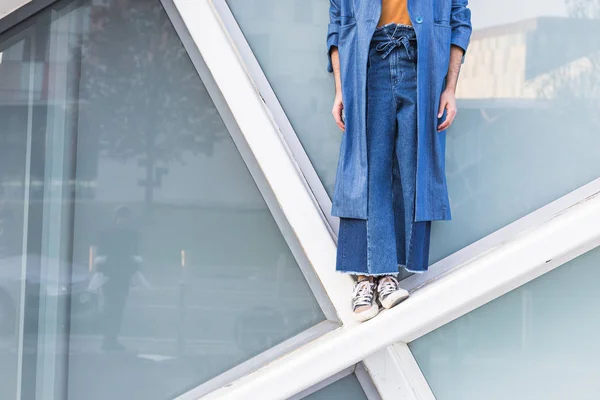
top-left (332, 102), bottom-right (345, 131)
top-left (438, 97), bottom-right (447, 118)
top-left (438, 108), bottom-right (457, 132)
top-left (438, 118), bottom-right (450, 132)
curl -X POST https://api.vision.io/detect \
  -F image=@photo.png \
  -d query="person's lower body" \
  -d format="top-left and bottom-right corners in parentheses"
top-left (102, 278), bottom-right (131, 351)
top-left (335, 23), bottom-right (432, 321)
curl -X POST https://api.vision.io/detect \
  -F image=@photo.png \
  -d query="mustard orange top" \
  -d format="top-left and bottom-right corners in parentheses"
top-left (378, 0), bottom-right (412, 27)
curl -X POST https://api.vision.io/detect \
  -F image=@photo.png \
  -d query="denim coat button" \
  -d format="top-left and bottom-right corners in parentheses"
top-left (415, 16), bottom-right (423, 23)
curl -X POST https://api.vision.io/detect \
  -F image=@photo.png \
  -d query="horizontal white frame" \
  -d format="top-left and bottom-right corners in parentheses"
top-left (401, 176), bottom-right (600, 293)
top-left (176, 321), bottom-right (338, 399)
top-left (199, 189), bottom-right (600, 399)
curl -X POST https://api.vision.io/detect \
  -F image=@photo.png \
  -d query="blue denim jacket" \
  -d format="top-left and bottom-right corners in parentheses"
top-left (327, 0), bottom-right (472, 221)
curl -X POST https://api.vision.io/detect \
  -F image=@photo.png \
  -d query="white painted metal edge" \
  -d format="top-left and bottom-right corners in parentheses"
top-left (198, 191), bottom-right (600, 399)
top-left (210, 0), bottom-right (340, 234)
top-left (170, 0), bottom-right (356, 325)
top-left (176, 321), bottom-right (339, 399)
top-left (392, 344), bottom-right (436, 399)
top-left (355, 362), bottom-right (383, 400)
top-left (362, 345), bottom-right (434, 400)
top-left (401, 176), bottom-right (600, 292)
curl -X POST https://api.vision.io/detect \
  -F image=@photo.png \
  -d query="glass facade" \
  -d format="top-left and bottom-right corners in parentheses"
top-left (304, 373), bottom-right (368, 400)
top-left (0, 0), bottom-right (324, 399)
top-left (410, 246), bottom-right (600, 399)
top-left (2, 0), bottom-right (599, 399)
top-left (225, 0), bottom-right (600, 264)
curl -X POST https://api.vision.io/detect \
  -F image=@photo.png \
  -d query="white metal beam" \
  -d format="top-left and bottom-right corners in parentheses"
top-left (171, 0), bottom-right (357, 326)
top-left (197, 189), bottom-right (600, 399)
top-left (363, 345), bottom-right (435, 400)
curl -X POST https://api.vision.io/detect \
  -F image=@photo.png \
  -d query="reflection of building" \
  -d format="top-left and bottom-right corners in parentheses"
top-left (458, 17), bottom-right (600, 100)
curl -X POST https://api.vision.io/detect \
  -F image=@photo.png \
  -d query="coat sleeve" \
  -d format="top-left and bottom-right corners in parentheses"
top-left (327, 0), bottom-right (341, 73)
top-left (450, 0), bottom-right (472, 63)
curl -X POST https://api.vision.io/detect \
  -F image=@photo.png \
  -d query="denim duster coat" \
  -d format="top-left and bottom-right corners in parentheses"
top-left (327, 0), bottom-right (472, 221)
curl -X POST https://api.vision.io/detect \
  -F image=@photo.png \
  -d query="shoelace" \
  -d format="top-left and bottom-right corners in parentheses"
top-left (352, 280), bottom-right (375, 309)
top-left (377, 276), bottom-right (399, 300)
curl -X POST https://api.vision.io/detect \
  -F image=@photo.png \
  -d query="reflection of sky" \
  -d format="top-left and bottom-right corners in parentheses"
top-left (470, 0), bottom-right (567, 29)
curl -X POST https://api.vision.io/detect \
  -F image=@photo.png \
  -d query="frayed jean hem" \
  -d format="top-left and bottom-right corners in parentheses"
top-left (336, 270), bottom-right (399, 277)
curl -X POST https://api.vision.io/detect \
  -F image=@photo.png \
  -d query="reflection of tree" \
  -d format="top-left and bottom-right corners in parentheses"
top-left (537, 0), bottom-right (600, 125)
top-left (78, 0), bottom-right (224, 204)
top-left (566, 0), bottom-right (600, 18)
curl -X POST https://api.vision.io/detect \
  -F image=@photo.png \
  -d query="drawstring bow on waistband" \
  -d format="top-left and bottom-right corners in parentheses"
top-left (375, 25), bottom-right (414, 60)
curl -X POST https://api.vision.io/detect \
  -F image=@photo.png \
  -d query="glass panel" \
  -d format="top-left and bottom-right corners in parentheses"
top-left (410, 246), bottom-right (600, 400)
top-left (0, 0), bottom-right (324, 398)
top-left (0, 34), bottom-right (31, 399)
top-left (304, 374), bottom-right (368, 400)
top-left (226, 0), bottom-right (600, 264)
top-left (226, 0), bottom-right (340, 195)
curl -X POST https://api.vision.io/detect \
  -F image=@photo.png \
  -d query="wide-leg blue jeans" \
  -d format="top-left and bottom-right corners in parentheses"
top-left (336, 23), bottom-right (431, 276)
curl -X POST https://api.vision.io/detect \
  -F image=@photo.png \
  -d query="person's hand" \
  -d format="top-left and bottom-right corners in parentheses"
top-left (332, 92), bottom-right (345, 132)
top-left (437, 88), bottom-right (458, 132)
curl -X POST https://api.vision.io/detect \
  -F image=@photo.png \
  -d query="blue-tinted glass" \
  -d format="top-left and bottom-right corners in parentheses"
top-left (226, 0), bottom-right (600, 264)
top-left (0, 34), bottom-right (30, 399)
top-left (0, 1), bottom-right (324, 398)
top-left (304, 374), bottom-right (368, 400)
top-left (410, 246), bottom-right (600, 400)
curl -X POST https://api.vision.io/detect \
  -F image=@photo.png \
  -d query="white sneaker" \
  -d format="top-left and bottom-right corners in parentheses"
top-left (351, 279), bottom-right (379, 322)
top-left (377, 276), bottom-right (409, 309)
